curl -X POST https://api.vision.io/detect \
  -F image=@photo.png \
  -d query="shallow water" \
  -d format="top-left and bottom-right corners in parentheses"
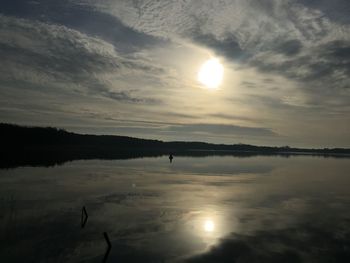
top-left (1, 155), bottom-right (350, 262)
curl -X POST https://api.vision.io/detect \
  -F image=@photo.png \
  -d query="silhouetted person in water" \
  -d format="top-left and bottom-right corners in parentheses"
top-left (169, 154), bottom-right (174, 163)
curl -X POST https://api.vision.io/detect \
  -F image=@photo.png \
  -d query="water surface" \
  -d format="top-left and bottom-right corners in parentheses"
top-left (1, 156), bottom-right (350, 262)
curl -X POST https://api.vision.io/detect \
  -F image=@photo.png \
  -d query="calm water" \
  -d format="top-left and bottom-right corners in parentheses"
top-left (1, 156), bottom-right (350, 262)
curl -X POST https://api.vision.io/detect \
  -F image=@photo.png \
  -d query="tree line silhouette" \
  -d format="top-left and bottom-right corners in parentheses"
top-left (1, 123), bottom-right (349, 169)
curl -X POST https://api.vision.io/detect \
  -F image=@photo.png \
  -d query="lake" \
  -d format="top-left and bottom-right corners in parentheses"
top-left (1, 155), bottom-right (350, 262)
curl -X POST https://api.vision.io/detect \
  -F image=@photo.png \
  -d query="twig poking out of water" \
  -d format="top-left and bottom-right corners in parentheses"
top-left (103, 232), bottom-right (112, 263)
top-left (81, 206), bottom-right (88, 228)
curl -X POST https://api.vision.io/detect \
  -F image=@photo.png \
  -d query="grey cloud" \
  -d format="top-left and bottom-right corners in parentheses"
top-left (83, 123), bottom-right (277, 141)
top-left (0, 15), bottom-right (119, 75)
top-left (250, 40), bottom-right (350, 90)
top-left (208, 113), bottom-right (257, 122)
top-left (263, 78), bottom-right (275, 83)
top-left (325, 41), bottom-right (350, 59)
top-left (243, 94), bottom-right (309, 111)
top-left (297, 0), bottom-right (350, 24)
top-left (83, 81), bottom-right (146, 103)
top-left (166, 124), bottom-right (276, 137)
top-left (0, 0), bottom-right (165, 53)
top-left (89, 0), bottom-right (350, 92)
top-left (192, 33), bottom-right (247, 61)
top-left (186, 223), bottom-right (350, 263)
top-left (240, 81), bottom-right (257, 88)
top-left (307, 40), bottom-right (350, 82)
top-left (275, 40), bottom-right (303, 56)
top-left (1, 0), bottom-right (349, 145)
top-left (96, 0), bottom-right (345, 49)
top-left (0, 15), bottom-right (163, 103)
top-left (69, 0), bottom-right (350, 130)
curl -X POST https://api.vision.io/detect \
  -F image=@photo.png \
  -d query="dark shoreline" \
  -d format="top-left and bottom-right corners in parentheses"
top-left (1, 148), bottom-right (350, 169)
top-left (1, 123), bottom-right (350, 169)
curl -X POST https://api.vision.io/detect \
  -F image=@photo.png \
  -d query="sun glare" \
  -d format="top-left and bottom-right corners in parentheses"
top-left (204, 219), bottom-right (215, 232)
top-left (197, 58), bottom-right (224, 89)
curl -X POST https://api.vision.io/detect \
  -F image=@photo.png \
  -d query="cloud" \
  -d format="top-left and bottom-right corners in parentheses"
top-left (192, 33), bottom-right (246, 61)
top-left (275, 40), bottom-right (303, 56)
top-left (86, 1), bottom-right (348, 47)
top-left (0, 0), bottom-right (165, 53)
top-left (0, 14), bottom-right (164, 103)
top-left (85, 0), bottom-right (350, 91)
top-left (1, 0), bottom-right (349, 146)
top-left (187, 237), bottom-right (301, 263)
top-left (208, 113), bottom-right (257, 122)
top-left (298, 0), bottom-right (350, 24)
top-left (249, 40), bottom-right (350, 90)
top-left (165, 123), bottom-right (277, 137)
top-left (187, 222), bottom-right (350, 262)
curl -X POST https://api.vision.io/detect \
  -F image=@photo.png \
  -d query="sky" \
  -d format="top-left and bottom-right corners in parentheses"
top-left (0, 0), bottom-right (349, 147)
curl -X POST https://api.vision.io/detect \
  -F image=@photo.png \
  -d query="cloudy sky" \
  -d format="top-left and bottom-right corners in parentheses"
top-left (1, 0), bottom-right (349, 147)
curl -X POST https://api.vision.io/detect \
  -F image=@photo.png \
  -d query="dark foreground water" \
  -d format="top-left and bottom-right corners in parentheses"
top-left (1, 155), bottom-right (350, 262)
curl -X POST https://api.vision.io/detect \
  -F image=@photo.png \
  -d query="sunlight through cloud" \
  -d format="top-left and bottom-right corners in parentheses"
top-left (204, 219), bottom-right (215, 232)
top-left (197, 58), bottom-right (224, 89)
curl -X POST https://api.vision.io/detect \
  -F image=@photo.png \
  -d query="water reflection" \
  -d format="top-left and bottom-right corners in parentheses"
top-left (1, 156), bottom-right (350, 262)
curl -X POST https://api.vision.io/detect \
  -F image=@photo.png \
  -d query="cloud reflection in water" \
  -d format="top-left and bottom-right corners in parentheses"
top-left (1, 156), bottom-right (350, 262)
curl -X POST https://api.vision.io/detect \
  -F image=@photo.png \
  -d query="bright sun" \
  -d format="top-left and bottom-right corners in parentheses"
top-left (197, 58), bottom-right (224, 89)
top-left (204, 219), bottom-right (215, 232)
